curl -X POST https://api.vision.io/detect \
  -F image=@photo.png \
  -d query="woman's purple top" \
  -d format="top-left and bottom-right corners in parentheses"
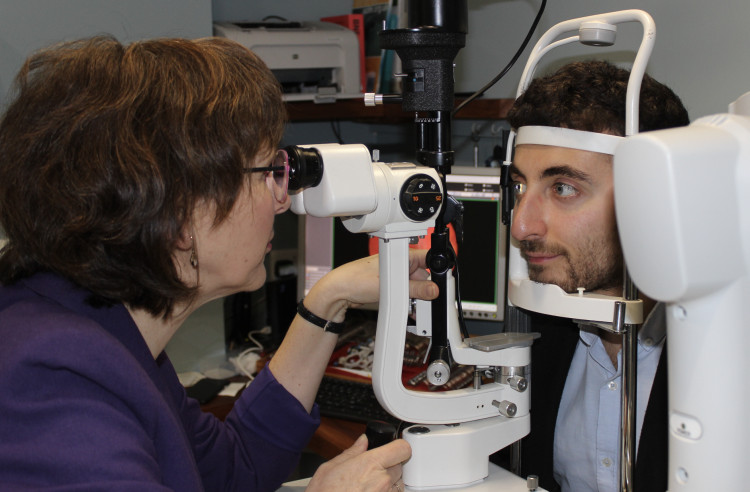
top-left (0, 272), bottom-right (319, 491)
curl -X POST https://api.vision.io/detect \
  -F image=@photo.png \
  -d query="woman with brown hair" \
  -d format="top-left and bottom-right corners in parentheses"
top-left (0, 36), bottom-right (437, 491)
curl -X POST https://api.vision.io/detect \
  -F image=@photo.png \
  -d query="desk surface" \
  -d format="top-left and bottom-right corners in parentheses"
top-left (308, 416), bottom-right (364, 459)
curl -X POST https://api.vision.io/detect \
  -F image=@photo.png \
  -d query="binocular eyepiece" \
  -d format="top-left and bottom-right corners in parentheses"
top-left (285, 145), bottom-right (324, 193)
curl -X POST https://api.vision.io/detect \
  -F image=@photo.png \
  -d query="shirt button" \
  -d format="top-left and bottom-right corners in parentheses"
top-left (643, 337), bottom-right (654, 347)
top-left (602, 458), bottom-right (612, 468)
top-left (608, 381), bottom-right (618, 391)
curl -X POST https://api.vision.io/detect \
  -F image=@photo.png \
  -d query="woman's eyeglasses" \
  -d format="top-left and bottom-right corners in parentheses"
top-left (244, 149), bottom-right (289, 202)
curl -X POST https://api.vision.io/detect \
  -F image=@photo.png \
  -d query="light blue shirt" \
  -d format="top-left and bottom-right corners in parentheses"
top-left (553, 303), bottom-right (665, 492)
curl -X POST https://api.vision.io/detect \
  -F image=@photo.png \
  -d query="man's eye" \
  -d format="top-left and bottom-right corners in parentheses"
top-left (512, 182), bottom-right (526, 196)
top-left (553, 183), bottom-right (577, 197)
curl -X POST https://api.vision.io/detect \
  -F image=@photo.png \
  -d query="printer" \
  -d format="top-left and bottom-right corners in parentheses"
top-left (213, 21), bottom-right (362, 102)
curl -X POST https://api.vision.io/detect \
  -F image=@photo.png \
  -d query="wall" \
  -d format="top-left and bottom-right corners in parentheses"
top-left (212, 0), bottom-right (352, 24)
top-left (459, 0), bottom-right (750, 120)
top-left (0, 0), bottom-right (212, 105)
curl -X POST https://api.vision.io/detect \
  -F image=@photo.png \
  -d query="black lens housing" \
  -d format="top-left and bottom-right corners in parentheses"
top-left (285, 145), bottom-right (324, 191)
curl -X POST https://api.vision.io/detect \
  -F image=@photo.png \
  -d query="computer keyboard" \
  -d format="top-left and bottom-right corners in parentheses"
top-left (315, 376), bottom-right (403, 426)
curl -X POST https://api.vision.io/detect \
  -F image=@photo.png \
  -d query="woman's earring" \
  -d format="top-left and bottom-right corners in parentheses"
top-left (190, 236), bottom-right (199, 269)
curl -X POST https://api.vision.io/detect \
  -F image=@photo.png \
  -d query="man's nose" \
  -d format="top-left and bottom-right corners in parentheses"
top-left (510, 192), bottom-right (547, 241)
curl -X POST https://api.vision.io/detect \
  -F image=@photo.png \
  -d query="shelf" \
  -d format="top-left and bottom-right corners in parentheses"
top-left (285, 97), bottom-right (513, 123)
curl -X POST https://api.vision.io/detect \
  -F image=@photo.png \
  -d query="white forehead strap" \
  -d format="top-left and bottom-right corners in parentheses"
top-left (515, 126), bottom-right (624, 155)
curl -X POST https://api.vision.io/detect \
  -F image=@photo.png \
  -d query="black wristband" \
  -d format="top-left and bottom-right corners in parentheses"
top-left (296, 299), bottom-right (346, 334)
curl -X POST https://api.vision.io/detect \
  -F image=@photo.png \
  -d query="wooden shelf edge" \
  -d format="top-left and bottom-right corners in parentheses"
top-left (285, 97), bottom-right (513, 123)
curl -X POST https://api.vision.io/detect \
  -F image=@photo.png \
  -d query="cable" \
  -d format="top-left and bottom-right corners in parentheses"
top-left (232, 349), bottom-right (261, 380)
top-left (330, 119), bottom-right (344, 144)
top-left (229, 326), bottom-right (270, 380)
top-left (452, 0), bottom-right (547, 117)
top-left (452, 244), bottom-right (471, 340)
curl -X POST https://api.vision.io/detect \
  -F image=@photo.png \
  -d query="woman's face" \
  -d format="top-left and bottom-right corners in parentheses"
top-left (189, 150), bottom-right (291, 303)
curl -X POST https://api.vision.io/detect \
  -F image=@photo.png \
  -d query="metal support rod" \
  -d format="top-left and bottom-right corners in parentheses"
top-left (510, 440), bottom-right (522, 476)
top-left (619, 271), bottom-right (639, 492)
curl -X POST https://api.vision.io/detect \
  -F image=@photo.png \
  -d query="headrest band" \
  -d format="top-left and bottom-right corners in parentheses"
top-left (515, 126), bottom-right (624, 155)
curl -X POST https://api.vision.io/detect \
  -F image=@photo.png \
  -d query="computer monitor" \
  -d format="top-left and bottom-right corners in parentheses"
top-left (297, 166), bottom-right (506, 322)
top-left (445, 167), bottom-right (506, 321)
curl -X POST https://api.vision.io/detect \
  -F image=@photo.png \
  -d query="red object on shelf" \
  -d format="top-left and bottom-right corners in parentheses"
top-left (321, 13), bottom-right (366, 93)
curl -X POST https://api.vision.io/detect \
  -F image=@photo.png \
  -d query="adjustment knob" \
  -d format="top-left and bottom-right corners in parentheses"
top-left (507, 375), bottom-right (528, 392)
top-left (426, 359), bottom-right (451, 386)
top-left (365, 420), bottom-right (397, 450)
top-left (364, 93), bottom-right (378, 106)
top-left (400, 174), bottom-right (442, 221)
top-left (492, 399), bottom-right (517, 418)
top-left (527, 474), bottom-right (540, 490)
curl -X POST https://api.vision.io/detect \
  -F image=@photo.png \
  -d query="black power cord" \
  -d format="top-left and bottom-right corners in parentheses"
top-left (452, 0), bottom-right (547, 117)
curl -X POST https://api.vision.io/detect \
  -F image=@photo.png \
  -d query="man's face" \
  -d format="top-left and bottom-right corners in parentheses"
top-left (509, 144), bottom-right (623, 296)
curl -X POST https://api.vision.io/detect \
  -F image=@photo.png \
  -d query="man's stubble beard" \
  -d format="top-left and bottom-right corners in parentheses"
top-left (521, 232), bottom-right (624, 294)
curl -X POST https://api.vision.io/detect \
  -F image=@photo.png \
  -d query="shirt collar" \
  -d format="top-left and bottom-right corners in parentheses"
top-left (639, 301), bottom-right (666, 348)
top-left (578, 301), bottom-right (666, 350)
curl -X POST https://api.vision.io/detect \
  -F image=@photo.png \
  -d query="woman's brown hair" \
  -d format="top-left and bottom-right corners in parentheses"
top-left (0, 36), bottom-right (286, 317)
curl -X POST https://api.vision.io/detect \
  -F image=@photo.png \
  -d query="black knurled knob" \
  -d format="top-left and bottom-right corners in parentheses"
top-left (365, 420), bottom-right (397, 450)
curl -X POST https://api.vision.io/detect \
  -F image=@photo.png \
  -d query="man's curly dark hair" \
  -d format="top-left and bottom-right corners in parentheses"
top-left (507, 60), bottom-right (689, 135)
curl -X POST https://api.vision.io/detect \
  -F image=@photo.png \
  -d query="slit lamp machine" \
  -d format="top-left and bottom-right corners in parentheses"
top-left (287, 2), bottom-right (750, 491)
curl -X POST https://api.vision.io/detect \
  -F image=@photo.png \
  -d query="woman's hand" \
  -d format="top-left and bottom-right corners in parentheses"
top-left (304, 248), bottom-right (438, 323)
top-left (306, 435), bottom-right (409, 492)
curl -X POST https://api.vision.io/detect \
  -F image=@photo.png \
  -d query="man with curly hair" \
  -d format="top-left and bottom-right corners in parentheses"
top-left (495, 60), bottom-right (689, 492)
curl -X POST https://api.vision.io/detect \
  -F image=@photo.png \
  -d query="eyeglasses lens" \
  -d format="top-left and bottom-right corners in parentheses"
top-left (273, 149), bottom-right (289, 201)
